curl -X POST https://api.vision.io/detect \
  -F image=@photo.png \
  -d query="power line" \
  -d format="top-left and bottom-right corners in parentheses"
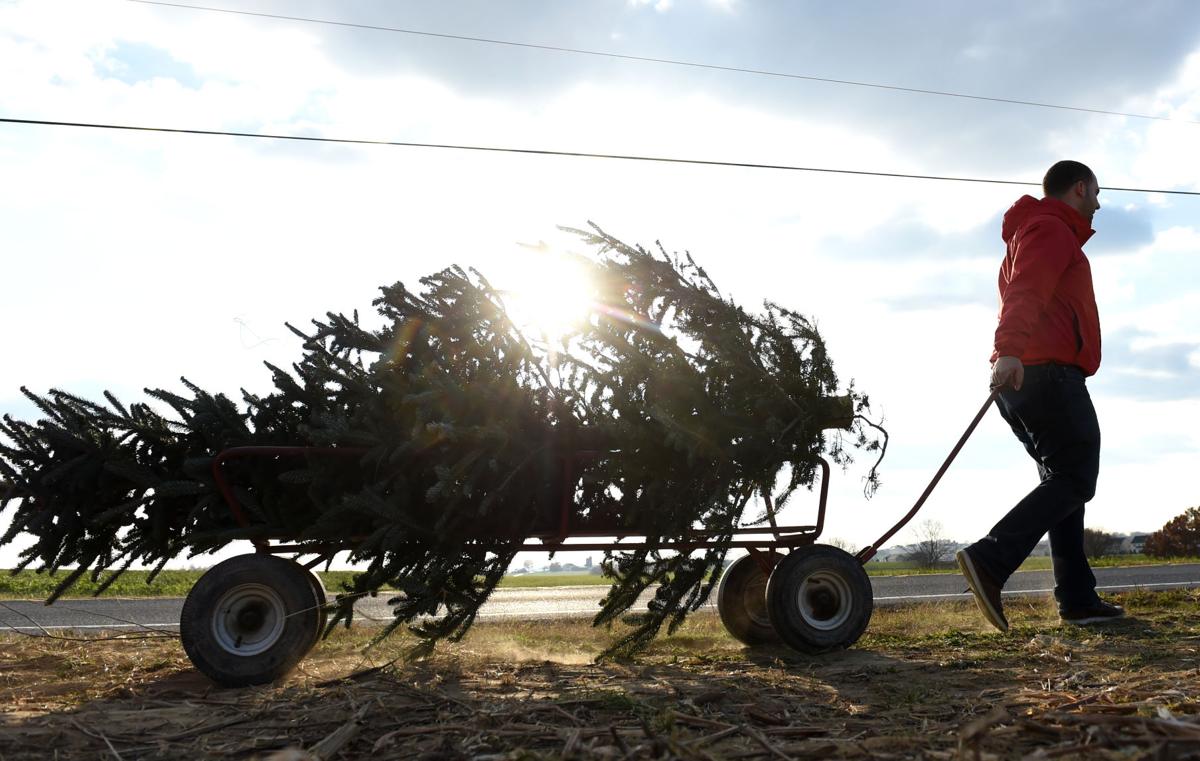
top-left (4, 116), bottom-right (1198, 196)
top-left (126, 0), bottom-right (1196, 126)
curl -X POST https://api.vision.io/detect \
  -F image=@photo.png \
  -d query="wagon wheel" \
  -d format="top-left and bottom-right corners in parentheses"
top-left (180, 555), bottom-right (322, 687)
top-left (766, 544), bottom-right (872, 654)
top-left (305, 569), bottom-right (330, 654)
top-left (717, 551), bottom-right (783, 645)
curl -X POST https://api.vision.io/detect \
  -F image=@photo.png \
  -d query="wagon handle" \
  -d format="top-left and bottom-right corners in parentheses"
top-left (855, 388), bottom-right (1001, 564)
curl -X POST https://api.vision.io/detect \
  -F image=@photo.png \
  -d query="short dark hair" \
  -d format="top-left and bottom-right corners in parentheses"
top-left (1043, 160), bottom-right (1095, 197)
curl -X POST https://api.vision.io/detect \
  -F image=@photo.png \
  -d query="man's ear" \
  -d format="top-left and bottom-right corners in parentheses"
top-left (1072, 180), bottom-right (1087, 198)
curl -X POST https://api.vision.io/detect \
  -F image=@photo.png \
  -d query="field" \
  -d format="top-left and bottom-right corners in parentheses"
top-left (2, 556), bottom-right (1196, 600)
top-left (0, 568), bottom-right (588, 598)
top-left (0, 569), bottom-right (606, 599)
top-left (1, 588), bottom-right (1198, 759)
top-left (861, 554), bottom-right (1199, 577)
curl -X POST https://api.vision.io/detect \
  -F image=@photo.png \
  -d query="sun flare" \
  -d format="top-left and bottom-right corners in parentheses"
top-left (497, 248), bottom-right (595, 343)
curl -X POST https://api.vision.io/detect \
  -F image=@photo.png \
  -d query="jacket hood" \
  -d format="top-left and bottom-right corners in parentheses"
top-left (1002, 195), bottom-right (1094, 246)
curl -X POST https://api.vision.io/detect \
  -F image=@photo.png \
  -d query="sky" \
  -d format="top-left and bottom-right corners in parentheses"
top-left (1, 0), bottom-right (1199, 571)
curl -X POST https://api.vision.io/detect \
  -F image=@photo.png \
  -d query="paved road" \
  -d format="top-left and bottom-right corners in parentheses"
top-left (2, 563), bottom-right (1198, 634)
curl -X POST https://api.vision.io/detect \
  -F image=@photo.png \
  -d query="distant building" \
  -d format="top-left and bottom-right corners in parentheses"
top-left (1117, 533), bottom-right (1151, 554)
top-left (867, 542), bottom-right (968, 563)
top-left (1029, 533), bottom-right (1151, 557)
top-left (868, 546), bottom-right (910, 562)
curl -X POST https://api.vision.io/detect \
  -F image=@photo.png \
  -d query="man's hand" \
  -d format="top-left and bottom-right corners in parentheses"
top-left (991, 355), bottom-right (1024, 391)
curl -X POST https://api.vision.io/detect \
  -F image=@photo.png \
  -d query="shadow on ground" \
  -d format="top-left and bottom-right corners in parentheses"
top-left (1, 592), bottom-right (1198, 759)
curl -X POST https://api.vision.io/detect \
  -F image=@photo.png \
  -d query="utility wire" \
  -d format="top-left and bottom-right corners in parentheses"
top-left (4, 117), bottom-right (1199, 196)
top-left (126, 0), bottom-right (1196, 126)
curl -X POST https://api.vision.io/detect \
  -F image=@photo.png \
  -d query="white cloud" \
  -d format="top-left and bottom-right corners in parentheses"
top-left (628, 0), bottom-right (673, 12)
top-left (960, 44), bottom-right (995, 61)
top-left (1097, 226), bottom-right (1200, 336)
top-left (1123, 51), bottom-right (1200, 191)
top-left (626, 0), bottom-right (742, 15)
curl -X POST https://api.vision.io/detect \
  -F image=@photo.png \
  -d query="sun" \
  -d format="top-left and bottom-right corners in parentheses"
top-left (496, 247), bottom-right (595, 343)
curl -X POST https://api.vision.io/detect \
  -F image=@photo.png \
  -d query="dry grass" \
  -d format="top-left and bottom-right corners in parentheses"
top-left (1, 589), bottom-right (1199, 759)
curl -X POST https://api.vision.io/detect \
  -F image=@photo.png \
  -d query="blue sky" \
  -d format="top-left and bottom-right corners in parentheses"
top-left (1, 0), bottom-right (1198, 568)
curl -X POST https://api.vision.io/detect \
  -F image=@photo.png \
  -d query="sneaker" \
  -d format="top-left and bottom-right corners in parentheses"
top-left (956, 548), bottom-right (1009, 632)
top-left (1060, 600), bottom-right (1126, 626)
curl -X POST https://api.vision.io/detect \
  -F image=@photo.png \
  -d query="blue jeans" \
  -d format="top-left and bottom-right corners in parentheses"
top-left (968, 363), bottom-right (1102, 610)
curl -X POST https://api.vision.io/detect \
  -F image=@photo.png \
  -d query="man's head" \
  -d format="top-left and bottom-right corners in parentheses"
top-left (1043, 160), bottom-right (1101, 224)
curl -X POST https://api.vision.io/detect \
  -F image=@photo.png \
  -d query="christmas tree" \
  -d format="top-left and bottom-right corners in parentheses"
top-left (0, 224), bottom-right (884, 657)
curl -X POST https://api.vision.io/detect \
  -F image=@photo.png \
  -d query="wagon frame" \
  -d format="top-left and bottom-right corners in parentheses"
top-left (181, 391), bottom-right (999, 686)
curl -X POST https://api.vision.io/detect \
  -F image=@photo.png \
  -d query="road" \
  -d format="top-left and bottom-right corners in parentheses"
top-left (1, 563), bottom-right (1198, 634)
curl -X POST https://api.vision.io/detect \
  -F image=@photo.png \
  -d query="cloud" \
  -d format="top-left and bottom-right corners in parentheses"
top-left (283, 1), bottom-right (1200, 175)
top-left (96, 41), bottom-right (202, 89)
top-left (1104, 431), bottom-right (1200, 464)
top-left (877, 263), bottom-right (996, 312)
top-left (629, 0), bottom-right (673, 12)
top-left (819, 212), bottom-right (1001, 261)
top-left (820, 197), bottom-right (1153, 264)
top-left (0, 395), bottom-right (40, 429)
top-left (1088, 203), bottom-right (1155, 255)
top-left (1092, 326), bottom-right (1200, 401)
top-left (1093, 224), bottom-right (1200, 322)
top-left (14, 1), bottom-right (1197, 202)
top-left (884, 289), bottom-right (992, 313)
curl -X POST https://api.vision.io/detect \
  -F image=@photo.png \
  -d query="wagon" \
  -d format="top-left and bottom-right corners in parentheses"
top-left (180, 392), bottom-right (999, 687)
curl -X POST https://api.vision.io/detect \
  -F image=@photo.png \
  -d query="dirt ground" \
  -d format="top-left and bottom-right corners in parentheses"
top-left (2, 589), bottom-right (1199, 760)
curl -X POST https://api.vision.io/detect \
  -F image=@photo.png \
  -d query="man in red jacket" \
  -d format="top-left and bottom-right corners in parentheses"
top-left (956, 160), bottom-right (1125, 632)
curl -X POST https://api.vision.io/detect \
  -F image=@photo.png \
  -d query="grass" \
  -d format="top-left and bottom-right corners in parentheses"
top-left (1, 588), bottom-right (1197, 759)
top-left (2, 554), bottom-right (1196, 599)
top-left (865, 553), bottom-right (1200, 575)
top-left (0, 568), bottom-right (606, 599)
top-left (495, 571), bottom-right (603, 587)
top-left (0, 569), bottom-right (367, 599)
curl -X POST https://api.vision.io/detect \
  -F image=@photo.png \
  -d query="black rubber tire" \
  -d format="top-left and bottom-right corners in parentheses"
top-left (717, 552), bottom-right (783, 645)
top-left (180, 555), bottom-right (322, 687)
top-left (766, 544), bottom-right (873, 654)
top-left (305, 569), bottom-right (329, 654)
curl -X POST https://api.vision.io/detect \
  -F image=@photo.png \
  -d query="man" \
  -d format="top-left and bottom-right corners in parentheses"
top-left (956, 160), bottom-right (1125, 632)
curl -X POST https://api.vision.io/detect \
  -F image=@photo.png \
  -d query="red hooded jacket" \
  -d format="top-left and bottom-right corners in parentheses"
top-left (991, 195), bottom-right (1101, 376)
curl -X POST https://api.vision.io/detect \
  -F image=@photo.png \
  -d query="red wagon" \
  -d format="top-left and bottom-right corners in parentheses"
top-left (179, 392), bottom-right (999, 686)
